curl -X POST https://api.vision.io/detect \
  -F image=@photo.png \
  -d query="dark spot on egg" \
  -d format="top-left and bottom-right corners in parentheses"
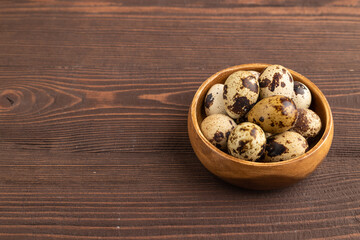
top-left (223, 85), bottom-right (228, 99)
top-left (281, 82), bottom-right (286, 88)
top-left (279, 97), bottom-right (297, 116)
top-left (242, 103), bottom-right (255, 117)
top-left (276, 66), bottom-right (280, 69)
top-left (250, 128), bottom-right (257, 138)
top-left (244, 102), bottom-right (255, 113)
top-left (286, 140), bottom-right (291, 144)
top-left (215, 143), bottom-right (222, 149)
top-left (266, 138), bottom-right (289, 157)
top-left (213, 131), bottom-right (224, 142)
top-left (270, 122), bottom-right (275, 127)
top-left (278, 121), bottom-right (285, 128)
top-left (252, 117), bottom-right (260, 125)
top-left (259, 116), bottom-right (264, 122)
top-left (204, 93), bottom-right (214, 109)
top-left (260, 78), bottom-right (271, 88)
top-left (282, 68), bottom-right (287, 74)
top-left (229, 132), bottom-right (239, 142)
top-left (225, 131), bottom-right (231, 139)
top-left (236, 140), bottom-right (250, 154)
top-left (294, 81), bottom-right (306, 95)
top-left (291, 154), bottom-right (296, 157)
top-left (229, 120), bottom-right (233, 125)
top-left (242, 76), bottom-right (258, 93)
top-left (274, 104), bottom-right (282, 113)
top-left (268, 72), bottom-right (282, 92)
top-left (229, 95), bottom-right (250, 116)
top-left (292, 109), bottom-right (309, 134)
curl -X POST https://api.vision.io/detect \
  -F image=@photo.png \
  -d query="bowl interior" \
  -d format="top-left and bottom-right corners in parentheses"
top-left (193, 63), bottom-right (332, 165)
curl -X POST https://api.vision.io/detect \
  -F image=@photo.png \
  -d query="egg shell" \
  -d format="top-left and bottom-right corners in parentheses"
top-left (292, 81), bottom-right (312, 109)
top-left (200, 114), bottom-right (237, 150)
top-left (247, 95), bottom-right (298, 134)
top-left (291, 108), bottom-right (322, 139)
top-left (227, 122), bottom-right (266, 161)
top-left (259, 65), bottom-right (294, 99)
top-left (264, 131), bottom-right (308, 162)
top-left (223, 71), bottom-right (259, 119)
top-left (204, 84), bottom-right (227, 116)
top-left (249, 70), bottom-right (260, 80)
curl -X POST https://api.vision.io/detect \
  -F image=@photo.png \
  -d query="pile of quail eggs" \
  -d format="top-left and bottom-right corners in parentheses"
top-left (200, 65), bottom-right (322, 162)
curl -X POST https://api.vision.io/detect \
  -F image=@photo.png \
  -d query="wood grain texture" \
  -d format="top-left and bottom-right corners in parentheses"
top-left (0, 0), bottom-right (359, 239)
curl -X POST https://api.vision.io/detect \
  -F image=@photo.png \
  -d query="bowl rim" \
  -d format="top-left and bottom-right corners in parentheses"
top-left (190, 63), bottom-right (334, 167)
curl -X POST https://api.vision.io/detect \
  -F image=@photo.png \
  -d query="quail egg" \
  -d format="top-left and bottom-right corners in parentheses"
top-left (291, 108), bottom-right (322, 139)
top-left (264, 131), bottom-right (308, 162)
top-left (259, 65), bottom-right (294, 99)
top-left (223, 71), bottom-right (259, 119)
top-left (200, 114), bottom-right (237, 150)
top-left (204, 84), bottom-right (226, 116)
top-left (227, 122), bottom-right (266, 161)
top-left (247, 95), bottom-right (298, 134)
top-left (292, 81), bottom-right (312, 109)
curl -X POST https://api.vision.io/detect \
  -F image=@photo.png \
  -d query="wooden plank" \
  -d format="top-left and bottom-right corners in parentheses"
top-left (0, 0), bottom-right (359, 239)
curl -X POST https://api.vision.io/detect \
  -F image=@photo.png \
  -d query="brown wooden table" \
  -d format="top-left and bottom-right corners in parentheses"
top-left (0, 1), bottom-right (359, 239)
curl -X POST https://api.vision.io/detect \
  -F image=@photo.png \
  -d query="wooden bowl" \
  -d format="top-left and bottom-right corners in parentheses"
top-left (188, 63), bottom-right (334, 190)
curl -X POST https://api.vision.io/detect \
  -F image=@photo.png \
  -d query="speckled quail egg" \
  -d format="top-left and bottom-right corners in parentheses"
top-left (204, 84), bottom-right (226, 116)
top-left (200, 114), bottom-right (237, 150)
top-left (247, 95), bottom-right (298, 134)
top-left (291, 108), bottom-right (321, 139)
top-left (223, 71), bottom-right (259, 119)
top-left (259, 65), bottom-right (294, 99)
top-left (264, 131), bottom-right (308, 162)
top-left (249, 70), bottom-right (260, 80)
top-left (227, 122), bottom-right (266, 161)
top-left (292, 81), bottom-right (312, 109)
